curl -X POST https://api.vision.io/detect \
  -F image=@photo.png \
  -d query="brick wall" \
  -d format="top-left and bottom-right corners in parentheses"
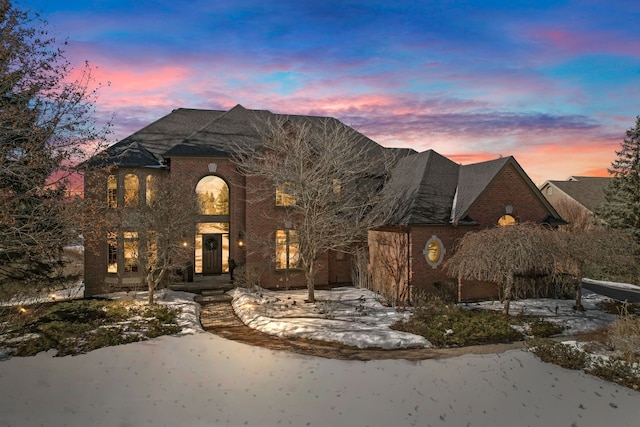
top-left (408, 163), bottom-right (553, 301)
top-left (465, 163), bottom-right (550, 225)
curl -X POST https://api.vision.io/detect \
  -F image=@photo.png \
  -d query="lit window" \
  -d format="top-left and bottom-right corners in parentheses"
top-left (423, 235), bottom-right (445, 269)
top-left (107, 232), bottom-right (118, 273)
top-left (196, 176), bottom-right (229, 215)
top-left (276, 182), bottom-right (296, 206)
top-left (146, 175), bottom-right (157, 206)
top-left (123, 232), bottom-right (139, 272)
top-left (276, 229), bottom-right (301, 270)
top-left (107, 175), bottom-right (117, 208)
top-left (498, 214), bottom-right (517, 226)
top-left (427, 241), bottom-right (440, 263)
top-left (124, 174), bottom-right (139, 207)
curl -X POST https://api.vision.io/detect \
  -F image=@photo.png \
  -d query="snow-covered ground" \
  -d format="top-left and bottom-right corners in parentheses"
top-left (0, 287), bottom-right (638, 426)
top-left (464, 290), bottom-right (619, 335)
top-left (229, 286), bottom-right (430, 349)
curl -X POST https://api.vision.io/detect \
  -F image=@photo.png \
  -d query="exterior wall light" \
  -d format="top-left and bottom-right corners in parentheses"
top-left (238, 231), bottom-right (245, 248)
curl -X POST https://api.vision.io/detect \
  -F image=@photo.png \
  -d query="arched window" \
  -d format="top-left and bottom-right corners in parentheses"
top-left (498, 214), bottom-right (517, 226)
top-left (196, 176), bottom-right (229, 215)
top-left (124, 174), bottom-right (139, 207)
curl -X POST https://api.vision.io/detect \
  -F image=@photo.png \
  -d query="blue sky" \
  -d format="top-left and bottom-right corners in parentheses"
top-left (18, 0), bottom-right (640, 183)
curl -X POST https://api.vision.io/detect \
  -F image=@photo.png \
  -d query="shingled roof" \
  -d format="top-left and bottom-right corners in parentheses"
top-left (89, 104), bottom-right (389, 165)
top-left (384, 151), bottom-right (560, 226)
top-left (541, 176), bottom-right (611, 211)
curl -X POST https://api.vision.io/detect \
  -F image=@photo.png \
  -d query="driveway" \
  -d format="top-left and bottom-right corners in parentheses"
top-left (582, 279), bottom-right (640, 303)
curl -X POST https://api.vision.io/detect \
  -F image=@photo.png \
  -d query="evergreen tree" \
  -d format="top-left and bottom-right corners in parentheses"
top-left (596, 116), bottom-right (640, 241)
top-left (0, 1), bottom-right (107, 287)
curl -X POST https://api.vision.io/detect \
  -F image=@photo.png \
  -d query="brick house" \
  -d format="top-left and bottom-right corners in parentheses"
top-left (83, 105), bottom-right (562, 300)
top-left (369, 150), bottom-right (564, 302)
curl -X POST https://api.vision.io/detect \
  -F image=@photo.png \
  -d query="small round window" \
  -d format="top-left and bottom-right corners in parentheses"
top-left (423, 235), bottom-right (445, 269)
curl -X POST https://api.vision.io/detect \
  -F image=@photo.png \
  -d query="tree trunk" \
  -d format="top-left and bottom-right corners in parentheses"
top-left (147, 272), bottom-right (155, 305)
top-left (502, 273), bottom-right (514, 316)
top-left (305, 262), bottom-right (316, 303)
top-left (574, 279), bottom-right (584, 311)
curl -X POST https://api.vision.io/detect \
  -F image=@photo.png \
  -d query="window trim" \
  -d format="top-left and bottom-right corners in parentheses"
top-left (423, 235), bottom-right (445, 269)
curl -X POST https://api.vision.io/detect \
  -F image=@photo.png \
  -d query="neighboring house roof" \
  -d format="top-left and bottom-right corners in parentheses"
top-left (385, 152), bottom-right (561, 226)
top-left (540, 176), bottom-right (611, 212)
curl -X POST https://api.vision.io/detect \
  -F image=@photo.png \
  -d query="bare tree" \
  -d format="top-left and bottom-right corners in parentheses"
top-left (232, 117), bottom-right (402, 302)
top-left (554, 197), bottom-right (595, 233)
top-left (559, 228), bottom-right (639, 310)
top-left (445, 223), bottom-right (560, 316)
top-left (368, 230), bottom-right (410, 307)
top-left (0, 1), bottom-right (108, 291)
top-left (85, 174), bottom-right (199, 304)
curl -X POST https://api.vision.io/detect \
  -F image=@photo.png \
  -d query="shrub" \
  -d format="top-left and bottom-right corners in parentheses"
top-left (587, 358), bottom-right (640, 390)
top-left (526, 338), bottom-right (589, 370)
top-left (606, 307), bottom-right (640, 362)
top-left (524, 318), bottom-right (565, 338)
top-left (395, 298), bottom-right (522, 347)
top-left (4, 299), bottom-right (181, 357)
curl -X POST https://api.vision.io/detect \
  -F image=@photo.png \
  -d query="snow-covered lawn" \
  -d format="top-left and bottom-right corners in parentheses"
top-left (463, 290), bottom-right (618, 335)
top-left (229, 286), bottom-right (430, 349)
top-left (1, 287), bottom-right (639, 426)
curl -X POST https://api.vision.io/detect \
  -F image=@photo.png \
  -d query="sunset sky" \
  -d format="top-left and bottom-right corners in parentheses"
top-left (19, 0), bottom-right (640, 184)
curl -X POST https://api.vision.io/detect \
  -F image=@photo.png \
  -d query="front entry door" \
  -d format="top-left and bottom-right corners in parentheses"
top-left (202, 234), bottom-right (223, 275)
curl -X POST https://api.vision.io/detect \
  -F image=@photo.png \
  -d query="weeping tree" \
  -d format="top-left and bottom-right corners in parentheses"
top-left (232, 117), bottom-right (403, 303)
top-left (445, 223), bottom-right (561, 316)
top-left (446, 223), bottom-right (640, 315)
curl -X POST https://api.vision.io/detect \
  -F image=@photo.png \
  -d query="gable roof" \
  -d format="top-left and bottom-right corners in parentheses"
top-left (453, 156), bottom-right (512, 223)
top-left (386, 152), bottom-right (562, 226)
top-left (540, 176), bottom-right (611, 211)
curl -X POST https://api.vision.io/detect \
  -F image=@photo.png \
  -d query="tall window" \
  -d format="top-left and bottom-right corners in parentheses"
top-left (276, 229), bottom-right (300, 270)
top-left (123, 232), bottom-right (139, 272)
top-left (196, 176), bottom-right (229, 215)
top-left (107, 232), bottom-right (118, 273)
top-left (146, 175), bottom-right (157, 206)
top-left (107, 175), bottom-right (117, 208)
top-left (276, 181), bottom-right (296, 206)
top-left (124, 174), bottom-right (139, 207)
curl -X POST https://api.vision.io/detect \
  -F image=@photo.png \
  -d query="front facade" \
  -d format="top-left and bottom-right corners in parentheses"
top-left (84, 105), bottom-right (563, 300)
